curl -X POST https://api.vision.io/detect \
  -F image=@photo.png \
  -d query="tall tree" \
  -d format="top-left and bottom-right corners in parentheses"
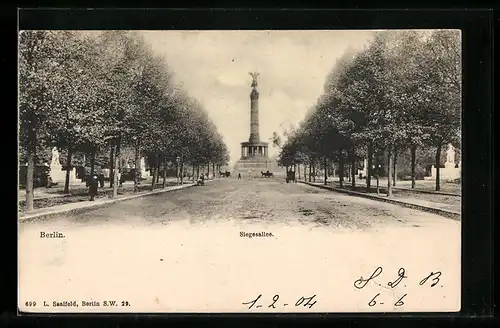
top-left (19, 31), bottom-right (60, 211)
top-left (421, 30), bottom-right (461, 191)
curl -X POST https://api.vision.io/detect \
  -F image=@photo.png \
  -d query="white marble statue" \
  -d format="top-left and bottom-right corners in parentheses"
top-left (51, 147), bottom-right (61, 167)
top-left (446, 144), bottom-right (455, 163)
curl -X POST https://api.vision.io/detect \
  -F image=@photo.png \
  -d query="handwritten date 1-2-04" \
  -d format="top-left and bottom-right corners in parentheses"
top-left (242, 294), bottom-right (317, 309)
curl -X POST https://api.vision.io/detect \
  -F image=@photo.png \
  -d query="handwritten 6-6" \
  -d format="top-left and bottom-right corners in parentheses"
top-left (353, 267), bottom-right (443, 307)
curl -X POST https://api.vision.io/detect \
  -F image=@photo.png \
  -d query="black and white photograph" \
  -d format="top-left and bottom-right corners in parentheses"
top-left (18, 29), bottom-right (461, 313)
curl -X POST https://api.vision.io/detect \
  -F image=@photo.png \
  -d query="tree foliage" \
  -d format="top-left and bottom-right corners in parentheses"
top-left (277, 30), bottom-right (461, 192)
top-left (19, 30), bottom-right (230, 210)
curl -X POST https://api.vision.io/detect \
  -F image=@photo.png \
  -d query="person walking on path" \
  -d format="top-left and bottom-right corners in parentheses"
top-left (88, 175), bottom-right (99, 201)
top-left (117, 171), bottom-right (123, 187)
top-left (238, 173), bottom-right (241, 179)
top-left (98, 173), bottom-right (105, 188)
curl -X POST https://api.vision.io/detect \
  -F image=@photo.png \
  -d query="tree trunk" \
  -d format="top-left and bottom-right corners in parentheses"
top-left (393, 151), bottom-right (397, 186)
top-left (304, 164), bottom-right (306, 181)
top-left (89, 148), bottom-right (96, 178)
top-left (367, 142), bottom-right (373, 189)
top-left (324, 157), bottom-right (327, 185)
top-left (162, 159), bottom-right (167, 189)
top-left (116, 135), bottom-right (122, 173)
top-left (212, 162), bottom-right (215, 179)
top-left (25, 151), bottom-right (35, 212)
top-left (192, 165), bottom-right (195, 181)
top-left (308, 161), bottom-right (312, 182)
top-left (112, 139), bottom-right (120, 198)
top-left (150, 155), bottom-right (155, 190)
top-left (196, 165), bottom-right (200, 179)
top-left (181, 159), bottom-right (185, 184)
top-left (151, 153), bottom-right (158, 191)
top-left (64, 146), bottom-right (73, 194)
top-left (375, 152), bottom-right (380, 195)
top-left (23, 58), bottom-right (40, 211)
top-left (134, 140), bottom-right (140, 194)
top-left (376, 175), bottom-right (380, 195)
top-left (435, 143), bottom-right (442, 191)
top-left (351, 152), bottom-right (356, 188)
top-left (387, 146), bottom-right (393, 197)
top-left (176, 160), bottom-right (180, 185)
top-left (109, 142), bottom-right (115, 188)
top-left (339, 152), bottom-right (344, 188)
top-left (207, 161), bottom-right (210, 178)
top-left (411, 145), bottom-right (417, 189)
top-left (312, 159), bottom-right (316, 182)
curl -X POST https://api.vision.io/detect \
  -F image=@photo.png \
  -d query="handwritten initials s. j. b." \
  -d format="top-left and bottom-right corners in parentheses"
top-left (387, 268), bottom-right (407, 288)
top-left (354, 267), bottom-right (383, 289)
top-left (419, 271), bottom-right (442, 287)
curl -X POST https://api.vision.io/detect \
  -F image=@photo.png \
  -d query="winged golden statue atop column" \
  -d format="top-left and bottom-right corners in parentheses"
top-left (249, 72), bottom-right (259, 88)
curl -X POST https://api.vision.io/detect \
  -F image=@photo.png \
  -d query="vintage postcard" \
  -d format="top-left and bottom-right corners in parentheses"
top-left (18, 29), bottom-right (461, 313)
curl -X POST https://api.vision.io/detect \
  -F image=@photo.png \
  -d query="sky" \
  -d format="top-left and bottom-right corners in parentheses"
top-left (140, 30), bottom-right (375, 166)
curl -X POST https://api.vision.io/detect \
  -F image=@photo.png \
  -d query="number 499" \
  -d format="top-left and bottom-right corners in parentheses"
top-left (25, 301), bottom-right (37, 306)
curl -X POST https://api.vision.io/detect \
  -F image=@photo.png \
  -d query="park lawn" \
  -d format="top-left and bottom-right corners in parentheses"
top-left (17, 182), bottom-right (187, 214)
top-left (320, 178), bottom-right (461, 194)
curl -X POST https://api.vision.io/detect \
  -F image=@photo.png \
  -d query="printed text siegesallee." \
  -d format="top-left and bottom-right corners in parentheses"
top-left (240, 231), bottom-right (274, 238)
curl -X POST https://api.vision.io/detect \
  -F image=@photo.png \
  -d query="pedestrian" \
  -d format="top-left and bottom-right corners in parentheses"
top-left (98, 173), bottom-right (105, 188)
top-left (46, 175), bottom-right (54, 188)
top-left (117, 171), bottom-right (123, 187)
top-left (88, 175), bottom-right (98, 201)
top-left (238, 173), bottom-right (241, 179)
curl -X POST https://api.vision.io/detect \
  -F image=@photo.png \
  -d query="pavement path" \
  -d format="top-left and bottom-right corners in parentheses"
top-left (19, 177), bottom-right (461, 313)
top-left (301, 181), bottom-right (461, 214)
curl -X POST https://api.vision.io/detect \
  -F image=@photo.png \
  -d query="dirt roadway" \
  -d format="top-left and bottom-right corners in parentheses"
top-left (21, 177), bottom-right (458, 229)
top-left (18, 177), bottom-right (461, 313)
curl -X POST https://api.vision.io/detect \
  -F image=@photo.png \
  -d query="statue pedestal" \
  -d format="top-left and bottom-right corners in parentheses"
top-left (102, 168), bottom-right (110, 179)
top-left (430, 164), bottom-right (460, 181)
top-left (357, 158), bottom-right (368, 178)
top-left (49, 164), bottom-right (77, 184)
top-left (444, 161), bottom-right (455, 169)
top-left (139, 157), bottom-right (151, 179)
top-left (234, 158), bottom-right (274, 178)
top-left (140, 170), bottom-right (151, 179)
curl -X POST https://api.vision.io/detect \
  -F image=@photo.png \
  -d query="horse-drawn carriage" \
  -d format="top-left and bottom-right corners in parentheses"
top-left (219, 171), bottom-right (231, 178)
top-left (286, 170), bottom-right (296, 183)
top-left (196, 175), bottom-right (205, 186)
top-left (261, 171), bottom-right (273, 178)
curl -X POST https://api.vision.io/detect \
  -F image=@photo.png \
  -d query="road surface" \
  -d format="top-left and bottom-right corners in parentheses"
top-left (19, 177), bottom-right (461, 313)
